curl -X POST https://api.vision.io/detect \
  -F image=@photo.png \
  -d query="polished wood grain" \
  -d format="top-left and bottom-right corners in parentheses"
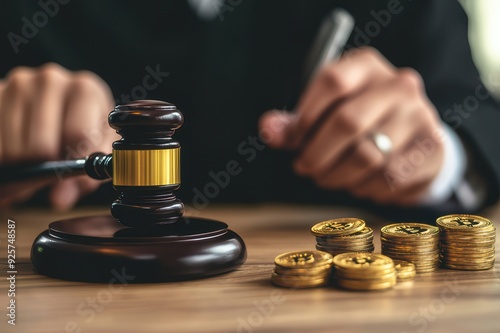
top-left (1, 204), bottom-right (499, 333)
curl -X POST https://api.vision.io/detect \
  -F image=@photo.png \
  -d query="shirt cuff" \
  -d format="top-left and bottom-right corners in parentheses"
top-left (419, 124), bottom-right (467, 206)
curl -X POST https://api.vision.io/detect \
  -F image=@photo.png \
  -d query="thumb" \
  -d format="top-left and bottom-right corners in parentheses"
top-left (258, 110), bottom-right (295, 149)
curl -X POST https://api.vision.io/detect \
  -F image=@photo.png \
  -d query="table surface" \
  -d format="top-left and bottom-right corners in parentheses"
top-left (0, 204), bottom-right (499, 333)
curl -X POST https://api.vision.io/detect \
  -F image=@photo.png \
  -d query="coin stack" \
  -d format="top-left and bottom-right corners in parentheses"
top-left (271, 250), bottom-right (333, 288)
top-left (437, 214), bottom-right (496, 270)
top-left (393, 260), bottom-right (416, 282)
top-left (311, 218), bottom-right (375, 256)
top-left (332, 252), bottom-right (396, 291)
top-left (381, 223), bottom-right (440, 273)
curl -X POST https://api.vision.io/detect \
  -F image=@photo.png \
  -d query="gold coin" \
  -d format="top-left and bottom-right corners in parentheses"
top-left (436, 214), bottom-right (493, 231)
top-left (441, 254), bottom-right (496, 262)
top-left (273, 264), bottom-right (332, 276)
top-left (440, 240), bottom-right (496, 247)
top-left (381, 246), bottom-right (439, 254)
top-left (381, 223), bottom-right (439, 238)
top-left (440, 248), bottom-right (495, 256)
top-left (337, 277), bottom-right (396, 291)
top-left (333, 252), bottom-right (394, 271)
top-left (393, 260), bottom-right (416, 281)
top-left (383, 249), bottom-right (440, 256)
top-left (384, 258), bottom-right (440, 267)
top-left (440, 231), bottom-right (496, 239)
top-left (317, 242), bottom-right (375, 250)
top-left (335, 226), bottom-right (374, 239)
top-left (381, 236), bottom-right (440, 245)
top-left (274, 250), bottom-right (333, 269)
top-left (335, 269), bottom-right (396, 281)
top-left (393, 260), bottom-right (416, 272)
top-left (317, 236), bottom-right (374, 245)
top-left (439, 228), bottom-right (496, 235)
top-left (311, 218), bottom-right (366, 237)
top-left (271, 273), bottom-right (328, 288)
top-left (442, 262), bottom-right (495, 271)
top-left (271, 272), bottom-right (329, 282)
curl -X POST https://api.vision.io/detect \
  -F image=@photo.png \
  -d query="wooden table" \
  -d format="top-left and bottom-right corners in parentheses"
top-left (1, 204), bottom-right (499, 333)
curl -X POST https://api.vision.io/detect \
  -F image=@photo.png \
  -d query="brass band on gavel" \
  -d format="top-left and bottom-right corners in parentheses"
top-left (112, 148), bottom-right (180, 186)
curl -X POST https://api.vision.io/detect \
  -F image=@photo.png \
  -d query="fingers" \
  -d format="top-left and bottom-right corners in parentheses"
top-left (1, 67), bottom-right (35, 163)
top-left (62, 70), bottom-right (113, 159)
top-left (348, 131), bottom-right (444, 205)
top-left (288, 47), bottom-right (397, 148)
top-left (258, 110), bottom-right (295, 149)
top-left (50, 70), bottom-right (116, 209)
top-left (0, 63), bottom-right (116, 208)
top-left (277, 44), bottom-right (445, 205)
top-left (27, 63), bottom-right (71, 160)
top-left (351, 148), bottom-right (441, 205)
top-left (294, 74), bottom-right (416, 177)
top-left (314, 104), bottom-right (421, 190)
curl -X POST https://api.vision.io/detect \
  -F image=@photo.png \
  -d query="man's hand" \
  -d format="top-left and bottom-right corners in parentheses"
top-left (260, 47), bottom-right (445, 205)
top-left (0, 63), bottom-right (118, 209)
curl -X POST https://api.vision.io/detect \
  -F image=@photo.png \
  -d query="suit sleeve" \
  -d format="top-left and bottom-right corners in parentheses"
top-left (372, 0), bottom-right (500, 207)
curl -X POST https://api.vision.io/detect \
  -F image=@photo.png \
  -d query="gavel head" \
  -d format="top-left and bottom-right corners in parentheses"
top-left (108, 100), bottom-right (185, 227)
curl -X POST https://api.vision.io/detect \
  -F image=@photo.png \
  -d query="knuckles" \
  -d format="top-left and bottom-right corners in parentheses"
top-left (5, 64), bottom-right (107, 98)
top-left (318, 65), bottom-right (350, 96)
top-left (1, 63), bottom-right (113, 163)
top-left (5, 66), bottom-right (34, 81)
top-left (4, 67), bottom-right (33, 94)
top-left (395, 67), bottom-right (424, 96)
top-left (334, 106), bottom-right (363, 135)
top-left (68, 70), bottom-right (112, 105)
top-left (36, 62), bottom-right (70, 87)
top-left (355, 47), bottom-right (384, 64)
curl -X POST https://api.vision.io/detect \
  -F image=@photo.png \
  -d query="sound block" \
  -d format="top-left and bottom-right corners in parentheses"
top-left (31, 216), bottom-right (247, 283)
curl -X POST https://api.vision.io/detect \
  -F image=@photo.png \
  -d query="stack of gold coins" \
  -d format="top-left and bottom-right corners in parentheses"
top-left (437, 214), bottom-right (496, 270)
top-left (393, 260), bottom-right (416, 282)
top-left (311, 218), bottom-right (374, 256)
top-left (332, 252), bottom-right (396, 291)
top-left (381, 223), bottom-right (440, 273)
top-left (271, 250), bottom-right (333, 288)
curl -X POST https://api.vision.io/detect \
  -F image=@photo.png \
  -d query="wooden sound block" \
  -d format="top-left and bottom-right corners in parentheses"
top-left (31, 216), bottom-right (247, 283)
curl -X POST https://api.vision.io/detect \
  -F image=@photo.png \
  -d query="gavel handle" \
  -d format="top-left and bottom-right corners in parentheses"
top-left (0, 153), bottom-right (113, 185)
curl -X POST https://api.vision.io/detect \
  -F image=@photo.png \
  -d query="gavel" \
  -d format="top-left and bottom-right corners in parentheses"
top-left (2, 100), bottom-right (246, 283)
top-left (1, 100), bottom-right (184, 227)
